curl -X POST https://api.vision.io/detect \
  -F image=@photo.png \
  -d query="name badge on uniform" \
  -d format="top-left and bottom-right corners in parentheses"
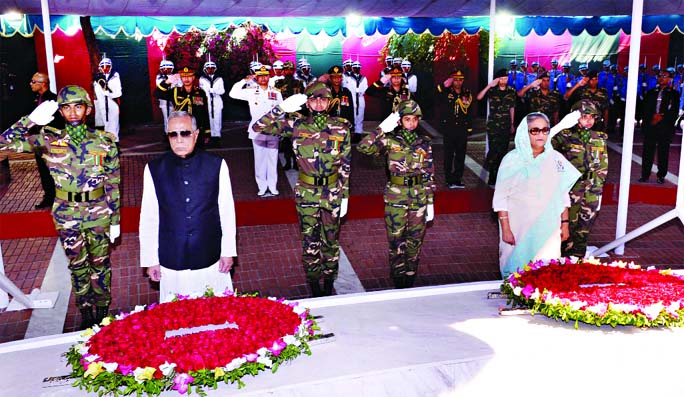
top-left (268, 91), bottom-right (278, 101)
top-left (341, 96), bottom-right (349, 106)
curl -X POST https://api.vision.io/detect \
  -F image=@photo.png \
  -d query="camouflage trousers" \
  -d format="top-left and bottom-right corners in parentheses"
top-left (57, 225), bottom-right (112, 309)
top-left (485, 124), bottom-right (512, 185)
top-left (296, 202), bottom-right (341, 282)
top-left (385, 201), bottom-right (427, 278)
top-left (561, 187), bottom-right (602, 257)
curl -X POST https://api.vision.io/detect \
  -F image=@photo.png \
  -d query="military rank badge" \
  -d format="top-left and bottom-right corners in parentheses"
top-left (192, 96), bottom-right (204, 106)
top-left (88, 151), bottom-right (106, 169)
top-left (268, 91), bottom-right (278, 101)
top-left (341, 96), bottom-right (349, 106)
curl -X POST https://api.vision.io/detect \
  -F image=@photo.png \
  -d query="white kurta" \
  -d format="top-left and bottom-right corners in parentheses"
top-left (139, 160), bottom-right (237, 302)
top-left (93, 72), bottom-right (122, 141)
top-left (229, 80), bottom-right (283, 193)
top-left (199, 75), bottom-right (225, 138)
top-left (343, 73), bottom-right (368, 134)
top-left (492, 150), bottom-right (571, 273)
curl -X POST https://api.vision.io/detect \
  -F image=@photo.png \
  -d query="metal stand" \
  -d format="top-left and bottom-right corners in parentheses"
top-left (0, 243), bottom-right (59, 311)
top-left (592, 132), bottom-right (684, 256)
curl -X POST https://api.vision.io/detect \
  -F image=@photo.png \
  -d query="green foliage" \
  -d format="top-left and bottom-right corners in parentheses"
top-left (382, 32), bottom-right (435, 74)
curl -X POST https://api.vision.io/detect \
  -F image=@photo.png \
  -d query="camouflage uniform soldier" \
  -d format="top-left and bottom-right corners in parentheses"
top-left (551, 100), bottom-right (607, 257)
top-left (357, 101), bottom-right (435, 288)
top-left (477, 69), bottom-right (517, 186)
top-left (253, 82), bottom-right (351, 297)
top-left (0, 85), bottom-right (120, 329)
top-left (564, 70), bottom-right (610, 132)
top-left (518, 71), bottom-right (561, 125)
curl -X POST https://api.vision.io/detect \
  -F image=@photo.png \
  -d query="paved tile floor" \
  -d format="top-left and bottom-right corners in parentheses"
top-left (1, 119), bottom-right (683, 343)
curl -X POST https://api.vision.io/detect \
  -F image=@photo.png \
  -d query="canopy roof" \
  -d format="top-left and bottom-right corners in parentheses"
top-left (3, 0), bottom-right (683, 18)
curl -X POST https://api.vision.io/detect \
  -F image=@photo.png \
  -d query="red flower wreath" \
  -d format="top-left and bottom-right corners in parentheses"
top-left (66, 291), bottom-right (317, 396)
top-left (502, 258), bottom-right (684, 328)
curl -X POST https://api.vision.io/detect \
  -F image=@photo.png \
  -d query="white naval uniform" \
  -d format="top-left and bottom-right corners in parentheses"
top-left (93, 72), bottom-right (122, 141)
top-left (344, 73), bottom-right (368, 134)
top-left (229, 79), bottom-right (283, 193)
top-left (139, 160), bottom-right (237, 303)
top-left (156, 73), bottom-right (180, 132)
top-left (199, 73), bottom-right (226, 138)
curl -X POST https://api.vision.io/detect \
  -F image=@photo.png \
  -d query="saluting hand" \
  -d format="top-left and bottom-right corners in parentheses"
top-left (28, 100), bottom-right (58, 126)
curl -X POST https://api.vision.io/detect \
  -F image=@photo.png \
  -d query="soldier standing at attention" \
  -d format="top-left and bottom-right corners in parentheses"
top-left (253, 83), bottom-right (351, 297)
top-left (93, 57), bottom-right (122, 143)
top-left (230, 65), bottom-right (283, 196)
top-left (345, 60), bottom-right (368, 140)
top-left (366, 65), bottom-right (412, 117)
top-left (517, 71), bottom-right (561, 125)
top-left (638, 68), bottom-right (680, 184)
top-left (0, 86), bottom-right (120, 329)
top-left (319, 65), bottom-right (355, 129)
top-left (401, 59), bottom-right (418, 94)
top-left (548, 59), bottom-right (561, 91)
top-left (155, 60), bottom-right (177, 132)
top-left (564, 70), bottom-right (610, 133)
top-left (155, 65), bottom-right (211, 145)
top-left (477, 69), bottom-right (517, 186)
top-left (437, 69), bottom-right (472, 189)
top-left (274, 61), bottom-right (305, 171)
top-left (552, 100), bottom-right (607, 258)
top-left (296, 58), bottom-right (316, 86)
top-left (199, 60), bottom-right (225, 147)
top-left (357, 101), bottom-right (435, 289)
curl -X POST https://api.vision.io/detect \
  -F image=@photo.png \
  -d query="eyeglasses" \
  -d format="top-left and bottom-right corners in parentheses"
top-left (167, 130), bottom-right (193, 138)
top-left (30, 80), bottom-right (45, 84)
top-left (528, 127), bottom-right (551, 135)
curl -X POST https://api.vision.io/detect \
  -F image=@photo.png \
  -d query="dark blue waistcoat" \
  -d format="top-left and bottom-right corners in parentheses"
top-left (148, 150), bottom-right (222, 271)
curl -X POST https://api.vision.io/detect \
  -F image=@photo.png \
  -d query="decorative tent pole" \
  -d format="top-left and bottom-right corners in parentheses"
top-left (593, 0), bottom-right (645, 256)
top-left (40, 0), bottom-right (56, 93)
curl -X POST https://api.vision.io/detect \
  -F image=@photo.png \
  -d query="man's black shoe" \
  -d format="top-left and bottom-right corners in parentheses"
top-left (657, 177), bottom-right (665, 184)
top-left (637, 176), bottom-right (648, 183)
top-left (35, 198), bottom-right (54, 209)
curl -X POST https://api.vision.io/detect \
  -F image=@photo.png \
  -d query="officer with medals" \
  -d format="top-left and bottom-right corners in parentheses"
top-left (319, 65), bottom-right (355, 130)
top-left (1, 86), bottom-right (120, 329)
top-left (437, 69), bottom-right (472, 189)
top-left (253, 83), bottom-right (351, 297)
top-left (366, 65), bottom-right (413, 117)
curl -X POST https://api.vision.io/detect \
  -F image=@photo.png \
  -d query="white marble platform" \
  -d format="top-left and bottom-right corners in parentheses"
top-left (1, 280), bottom-right (683, 397)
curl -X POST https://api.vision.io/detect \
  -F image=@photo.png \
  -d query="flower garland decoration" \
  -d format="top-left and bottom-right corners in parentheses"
top-left (501, 257), bottom-right (684, 328)
top-left (65, 290), bottom-right (318, 396)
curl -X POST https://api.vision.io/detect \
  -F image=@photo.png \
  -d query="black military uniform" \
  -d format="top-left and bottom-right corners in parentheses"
top-left (326, 66), bottom-right (355, 130)
top-left (437, 69), bottom-right (472, 188)
top-left (366, 66), bottom-right (412, 116)
top-left (640, 73), bottom-right (680, 183)
top-left (154, 67), bottom-right (211, 139)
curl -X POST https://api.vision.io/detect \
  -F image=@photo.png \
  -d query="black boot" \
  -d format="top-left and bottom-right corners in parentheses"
top-left (404, 274), bottom-right (416, 288)
top-left (95, 306), bottom-right (110, 325)
top-left (79, 307), bottom-right (95, 330)
top-left (392, 276), bottom-right (406, 289)
top-left (283, 160), bottom-right (292, 170)
top-left (309, 280), bottom-right (323, 297)
top-left (323, 278), bottom-right (335, 296)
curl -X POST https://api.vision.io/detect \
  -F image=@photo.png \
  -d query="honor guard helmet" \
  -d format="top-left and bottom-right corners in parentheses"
top-left (393, 57), bottom-right (402, 65)
top-left (352, 61), bottom-right (362, 68)
top-left (562, 62), bottom-right (571, 68)
top-left (579, 63), bottom-right (588, 71)
top-left (249, 61), bottom-right (262, 74)
top-left (98, 57), bottom-right (112, 73)
top-left (273, 60), bottom-right (284, 70)
top-left (509, 59), bottom-right (517, 66)
top-left (678, 64), bottom-right (684, 70)
top-left (401, 59), bottom-right (412, 68)
top-left (531, 61), bottom-right (539, 67)
top-left (602, 60), bottom-right (611, 67)
top-left (159, 60), bottom-right (174, 72)
top-left (520, 60), bottom-right (528, 67)
top-left (305, 81), bottom-right (332, 98)
top-left (610, 64), bottom-right (617, 71)
top-left (639, 64), bottom-right (646, 69)
top-left (203, 61), bottom-right (217, 72)
top-left (571, 99), bottom-right (600, 116)
top-left (298, 58), bottom-right (311, 70)
top-left (385, 55), bottom-right (394, 64)
top-left (343, 58), bottom-right (353, 66)
top-left (397, 100), bottom-right (423, 118)
top-left (57, 85), bottom-right (93, 107)
top-left (551, 59), bottom-right (559, 65)
top-left (665, 67), bottom-right (676, 76)
top-left (652, 65), bottom-right (661, 72)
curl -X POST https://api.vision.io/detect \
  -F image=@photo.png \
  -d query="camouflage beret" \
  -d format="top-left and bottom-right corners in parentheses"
top-left (304, 81), bottom-right (332, 98)
top-left (571, 99), bottom-right (600, 116)
top-left (397, 100), bottom-right (423, 117)
top-left (57, 85), bottom-right (92, 107)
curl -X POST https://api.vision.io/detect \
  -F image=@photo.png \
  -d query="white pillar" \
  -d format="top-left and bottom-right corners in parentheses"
top-left (40, 0), bottom-right (57, 93)
top-left (487, 0), bottom-right (496, 122)
top-left (613, 0), bottom-right (644, 255)
top-left (0, 244), bottom-right (8, 308)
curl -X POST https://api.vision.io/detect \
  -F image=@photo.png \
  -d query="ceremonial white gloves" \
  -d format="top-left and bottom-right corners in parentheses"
top-left (279, 94), bottom-right (308, 113)
top-left (28, 100), bottom-right (58, 126)
top-left (426, 204), bottom-right (434, 222)
top-left (550, 110), bottom-right (581, 137)
top-left (340, 198), bottom-right (349, 218)
top-left (379, 112), bottom-right (401, 133)
top-left (109, 224), bottom-right (120, 243)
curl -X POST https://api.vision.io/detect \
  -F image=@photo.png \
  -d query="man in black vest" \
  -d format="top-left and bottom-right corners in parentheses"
top-left (139, 111), bottom-right (237, 302)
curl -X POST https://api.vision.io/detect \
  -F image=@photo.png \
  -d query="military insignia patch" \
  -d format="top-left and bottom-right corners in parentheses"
top-left (268, 91), bottom-right (278, 101)
top-left (341, 96), bottom-right (349, 106)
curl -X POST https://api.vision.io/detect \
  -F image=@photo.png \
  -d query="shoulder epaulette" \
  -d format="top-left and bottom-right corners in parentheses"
top-left (42, 126), bottom-right (62, 135)
top-left (95, 129), bottom-right (117, 143)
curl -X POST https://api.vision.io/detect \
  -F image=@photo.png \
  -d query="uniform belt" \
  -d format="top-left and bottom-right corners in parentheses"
top-left (55, 187), bottom-right (105, 202)
top-left (299, 173), bottom-right (339, 186)
top-left (390, 175), bottom-right (423, 187)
